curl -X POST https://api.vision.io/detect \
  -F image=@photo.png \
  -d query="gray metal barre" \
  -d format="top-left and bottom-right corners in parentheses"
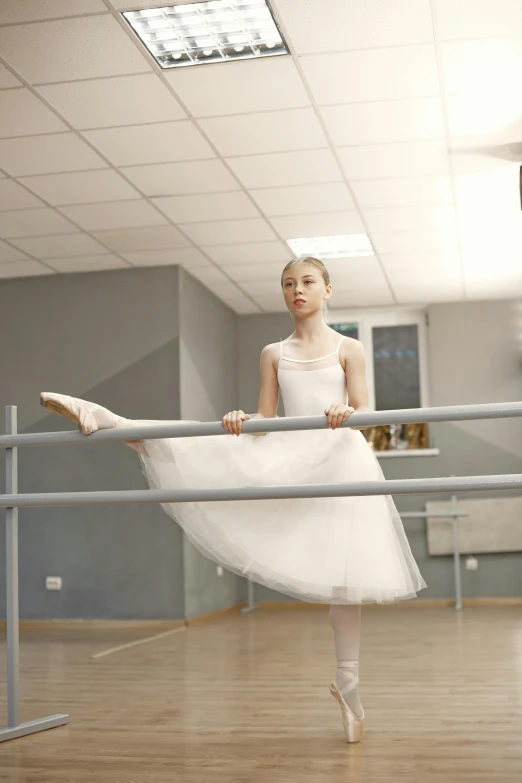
top-left (1, 474), bottom-right (522, 509)
top-left (1, 400), bottom-right (522, 449)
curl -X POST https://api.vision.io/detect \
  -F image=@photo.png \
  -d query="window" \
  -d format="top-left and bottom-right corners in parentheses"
top-left (327, 309), bottom-right (431, 451)
top-left (327, 309), bottom-right (429, 412)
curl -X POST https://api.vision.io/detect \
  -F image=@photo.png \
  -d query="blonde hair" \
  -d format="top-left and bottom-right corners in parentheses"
top-left (280, 256), bottom-right (331, 315)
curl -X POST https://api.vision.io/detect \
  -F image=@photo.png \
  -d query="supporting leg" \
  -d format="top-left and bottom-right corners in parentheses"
top-left (329, 604), bottom-right (364, 719)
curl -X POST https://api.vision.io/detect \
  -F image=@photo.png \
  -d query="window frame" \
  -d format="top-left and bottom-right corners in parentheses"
top-left (326, 307), bottom-right (430, 412)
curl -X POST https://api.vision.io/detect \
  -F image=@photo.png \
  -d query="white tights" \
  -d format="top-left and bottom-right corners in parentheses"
top-left (329, 604), bottom-right (363, 718)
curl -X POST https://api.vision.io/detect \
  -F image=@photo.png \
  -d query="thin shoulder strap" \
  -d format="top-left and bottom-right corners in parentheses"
top-left (335, 335), bottom-right (345, 357)
top-left (279, 339), bottom-right (283, 357)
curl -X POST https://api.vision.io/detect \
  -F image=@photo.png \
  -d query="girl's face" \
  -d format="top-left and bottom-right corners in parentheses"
top-left (282, 263), bottom-right (331, 315)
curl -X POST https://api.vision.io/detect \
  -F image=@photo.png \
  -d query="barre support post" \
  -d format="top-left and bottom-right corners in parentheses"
top-left (1, 406), bottom-right (69, 743)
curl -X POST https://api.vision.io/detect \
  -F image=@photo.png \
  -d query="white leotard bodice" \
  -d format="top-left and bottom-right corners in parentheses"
top-left (277, 335), bottom-right (348, 417)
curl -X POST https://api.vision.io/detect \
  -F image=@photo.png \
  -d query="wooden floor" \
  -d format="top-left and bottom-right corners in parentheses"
top-left (1, 605), bottom-right (521, 782)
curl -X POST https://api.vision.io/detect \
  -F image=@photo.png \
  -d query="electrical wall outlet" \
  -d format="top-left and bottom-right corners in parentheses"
top-left (45, 576), bottom-right (62, 590)
top-left (216, 566), bottom-right (224, 577)
top-left (465, 557), bottom-right (478, 571)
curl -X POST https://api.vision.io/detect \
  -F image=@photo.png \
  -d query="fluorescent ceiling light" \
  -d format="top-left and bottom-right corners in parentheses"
top-left (286, 234), bottom-right (374, 259)
top-left (123, 1), bottom-right (288, 69)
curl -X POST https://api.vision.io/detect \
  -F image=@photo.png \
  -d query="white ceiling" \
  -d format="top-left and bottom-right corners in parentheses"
top-left (0, 0), bottom-right (521, 314)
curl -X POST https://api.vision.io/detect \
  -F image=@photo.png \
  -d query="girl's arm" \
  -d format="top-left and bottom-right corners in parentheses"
top-left (256, 344), bottom-right (279, 418)
top-left (343, 340), bottom-right (372, 431)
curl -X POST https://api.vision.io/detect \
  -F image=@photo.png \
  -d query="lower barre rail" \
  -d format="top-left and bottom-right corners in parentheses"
top-left (1, 473), bottom-right (521, 509)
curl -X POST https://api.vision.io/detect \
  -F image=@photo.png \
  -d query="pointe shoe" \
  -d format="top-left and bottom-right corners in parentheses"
top-left (40, 392), bottom-right (123, 435)
top-left (329, 660), bottom-right (364, 743)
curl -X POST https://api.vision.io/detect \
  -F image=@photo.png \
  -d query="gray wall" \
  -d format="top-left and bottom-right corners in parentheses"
top-left (238, 298), bottom-right (522, 602)
top-left (2, 270), bottom-right (520, 618)
top-left (179, 268), bottom-right (246, 619)
top-left (0, 266), bottom-right (185, 620)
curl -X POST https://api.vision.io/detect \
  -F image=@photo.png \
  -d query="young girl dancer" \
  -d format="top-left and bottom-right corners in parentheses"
top-left (40, 256), bottom-right (427, 743)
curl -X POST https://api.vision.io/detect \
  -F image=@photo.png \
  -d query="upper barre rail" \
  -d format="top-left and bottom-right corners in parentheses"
top-left (1, 400), bottom-right (522, 449)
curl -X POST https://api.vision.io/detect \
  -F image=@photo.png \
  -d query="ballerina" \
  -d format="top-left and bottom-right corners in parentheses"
top-left (40, 255), bottom-right (427, 743)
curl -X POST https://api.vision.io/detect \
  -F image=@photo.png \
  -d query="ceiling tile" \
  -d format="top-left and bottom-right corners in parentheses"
top-left (465, 277), bottom-right (522, 300)
top-left (436, 0), bottom-right (522, 40)
top-left (20, 169), bottom-right (140, 205)
top-left (371, 229), bottom-right (459, 253)
top-left (393, 285), bottom-right (463, 303)
top-left (83, 122), bottom-right (215, 166)
top-left (441, 38), bottom-right (522, 95)
top-left (325, 256), bottom-right (384, 287)
top-left (276, 0), bottom-right (433, 53)
top-left (38, 74), bottom-right (186, 130)
top-left (202, 241), bottom-right (292, 264)
top-left (120, 159), bottom-right (240, 196)
top-left (446, 94), bottom-right (522, 139)
top-left (364, 205), bottom-right (457, 234)
top-left (0, 260), bottom-right (55, 278)
top-left (0, 0), bottom-right (106, 24)
top-left (240, 279), bottom-right (281, 297)
top-left (228, 149), bottom-right (343, 189)
top-left (250, 183), bottom-right (355, 216)
top-left (0, 208), bottom-right (76, 238)
top-left (166, 56), bottom-right (310, 117)
top-left (219, 262), bottom-right (285, 281)
top-left (123, 247), bottom-right (207, 267)
top-left (10, 232), bottom-right (108, 258)
top-left (187, 266), bottom-right (234, 286)
top-left (210, 282), bottom-right (247, 298)
top-left (0, 134), bottom-right (106, 176)
top-left (253, 295), bottom-right (286, 312)
top-left (46, 254), bottom-right (128, 273)
top-left (0, 180), bottom-right (45, 210)
top-left (59, 200), bottom-right (168, 231)
top-left (152, 191), bottom-right (260, 223)
top-left (0, 238), bottom-right (31, 262)
top-left (0, 89), bottom-right (67, 138)
top-left (91, 225), bottom-right (191, 253)
top-left (442, 38), bottom-right (522, 139)
top-left (110, 0), bottom-right (199, 8)
top-left (338, 141), bottom-right (450, 179)
top-left (269, 211), bottom-right (365, 238)
top-left (220, 298), bottom-right (261, 314)
top-left (380, 251), bottom-right (462, 285)
top-left (181, 218), bottom-right (276, 246)
top-left (0, 16), bottom-right (151, 84)
top-left (322, 98), bottom-right (445, 145)
top-left (330, 289), bottom-right (395, 307)
top-left (199, 108), bottom-right (328, 156)
top-left (351, 176), bottom-right (453, 208)
top-left (301, 46), bottom-right (439, 105)
top-left (448, 135), bottom-right (520, 173)
top-left (0, 63), bottom-right (21, 88)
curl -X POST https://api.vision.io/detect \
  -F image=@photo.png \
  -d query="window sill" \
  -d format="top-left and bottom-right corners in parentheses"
top-left (374, 448), bottom-right (440, 458)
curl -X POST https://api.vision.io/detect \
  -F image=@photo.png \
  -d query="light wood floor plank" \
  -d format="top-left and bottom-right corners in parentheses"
top-left (1, 606), bottom-right (521, 782)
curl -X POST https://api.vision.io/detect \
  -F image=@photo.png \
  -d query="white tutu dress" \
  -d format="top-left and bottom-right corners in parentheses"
top-left (137, 335), bottom-right (427, 604)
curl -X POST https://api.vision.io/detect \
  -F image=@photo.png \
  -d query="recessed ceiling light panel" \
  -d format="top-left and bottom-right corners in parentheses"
top-left (286, 234), bottom-right (375, 259)
top-left (123, 1), bottom-right (288, 68)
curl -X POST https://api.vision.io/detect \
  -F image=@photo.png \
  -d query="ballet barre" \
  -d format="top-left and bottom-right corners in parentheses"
top-left (1, 399), bottom-right (522, 744)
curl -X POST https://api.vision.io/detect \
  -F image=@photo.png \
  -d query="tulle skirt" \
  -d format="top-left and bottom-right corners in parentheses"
top-left (137, 417), bottom-right (427, 604)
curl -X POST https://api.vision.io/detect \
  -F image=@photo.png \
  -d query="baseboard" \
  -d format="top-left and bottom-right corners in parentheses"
top-left (0, 619), bottom-right (186, 630)
top-left (2, 597), bottom-right (520, 630)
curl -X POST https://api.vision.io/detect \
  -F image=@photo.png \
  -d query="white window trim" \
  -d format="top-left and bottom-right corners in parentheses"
top-left (326, 307), bottom-right (430, 412)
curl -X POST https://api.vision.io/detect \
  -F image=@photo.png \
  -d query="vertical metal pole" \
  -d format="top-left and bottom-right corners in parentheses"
top-left (5, 405), bottom-right (20, 728)
top-left (451, 493), bottom-right (463, 612)
top-left (240, 579), bottom-right (259, 614)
